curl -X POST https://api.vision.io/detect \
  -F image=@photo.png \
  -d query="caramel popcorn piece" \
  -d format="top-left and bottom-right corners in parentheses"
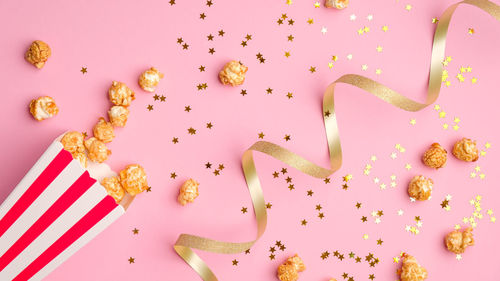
top-left (445, 227), bottom-right (474, 254)
top-left (60, 131), bottom-right (85, 154)
top-left (177, 179), bottom-right (199, 206)
top-left (29, 96), bottom-right (59, 121)
top-left (218, 60), bottom-right (248, 86)
top-left (325, 0), bottom-right (349, 9)
top-left (422, 143), bottom-right (447, 169)
top-left (119, 164), bottom-right (148, 196)
top-left (398, 254), bottom-right (428, 281)
top-left (108, 81), bottom-right (135, 107)
top-left (108, 106), bottom-right (130, 127)
top-left (101, 176), bottom-right (125, 203)
top-left (407, 175), bottom-right (433, 201)
top-left (93, 117), bottom-right (115, 143)
top-left (25, 40), bottom-right (51, 69)
top-left (84, 137), bottom-right (111, 163)
top-left (138, 67), bottom-right (164, 92)
top-left (452, 138), bottom-right (479, 162)
top-left (277, 254), bottom-right (305, 281)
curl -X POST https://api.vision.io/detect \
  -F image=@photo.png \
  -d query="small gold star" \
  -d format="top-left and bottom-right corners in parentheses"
top-left (284, 134), bottom-right (291, 141)
top-left (266, 202), bottom-right (272, 209)
top-left (288, 19), bottom-right (294, 25)
top-left (160, 95), bottom-right (166, 102)
top-left (82, 132), bottom-right (88, 138)
top-left (318, 212), bottom-right (325, 219)
top-left (128, 257), bottom-right (135, 264)
top-left (287, 34), bottom-right (294, 41)
top-left (240, 89), bottom-right (247, 96)
top-left (172, 137), bottom-right (179, 144)
top-left (361, 216), bottom-right (368, 222)
top-left (147, 105), bottom-right (153, 111)
top-left (324, 177), bottom-right (330, 184)
top-left (281, 168), bottom-right (287, 174)
top-left (153, 94), bottom-right (159, 101)
top-left (307, 190), bottom-right (313, 196)
top-left (245, 249), bottom-right (250, 254)
top-left (177, 38), bottom-right (183, 44)
top-left (356, 202), bottom-right (362, 209)
top-left (208, 48), bottom-right (215, 54)
top-left (301, 219), bottom-right (307, 225)
top-left (132, 228), bottom-right (139, 234)
top-left (218, 29), bottom-right (225, 36)
top-left (232, 259), bottom-right (238, 266)
top-left (277, 18), bottom-right (284, 25)
top-left (382, 25), bottom-right (388, 32)
top-left (206, 0), bottom-right (213, 6)
top-left (369, 274), bottom-right (375, 280)
top-left (321, 251), bottom-right (330, 259)
top-left (468, 28), bottom-right (475, 34)
top-left (269, 254), bottom-right (275, 260)
top-left (241, 40), bottom-right (248, 47)
top-left (266, 88), bottom-right (273, 94)
top-left (258, 132), bottom-right (265, 139)
top-left (307, 18), bottom-right (314, 24)
top-left (205, 162), bottom-right (212, 169)
top-left (213, 169), bottom-right (220, 176)
top-left (146, 186), bottom-right (152, 192)
top-left (182, 43), bottom-right (189, 50)
top-left (241, 207), bottom-right (248, 213)
top-left (169, 0), bottom-right (175, 5)
top-left (199, 65), bottom-right (206, 72)
top-left (170, 172), bottom-right (177, 179)
top-left (288, 184), bottom-right (295, 191)
top-left (309, 66), bottom-right (316, 73)
top-left (188, 127), bottom-right (196, 135)
top-left (316, 204), bottom-right (323, 211)
top-left (184, 105), bottom-right (191, 112)
top-left (80, 67), bottom-right (87, 74)
top-left (218, 164), bottom-right (225, 170)
top-left (245, 34), bottom-right (252, 40)
top-left (199, 13), bottom-right (206, 19)
top-left (207, 34), bottom-right (214, 41)
top-left (206, 122), bottom-right (213, 129)
top-left (377, 239), bottom-right (383, 245)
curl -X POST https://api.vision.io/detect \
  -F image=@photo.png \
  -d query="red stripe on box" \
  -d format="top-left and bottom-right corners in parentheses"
top-left (12, 196), bottom-right (117, 281)
top-left (0, 149), bottom-right (73, 237)
top-left (0, 171), bottom-right (95, 271)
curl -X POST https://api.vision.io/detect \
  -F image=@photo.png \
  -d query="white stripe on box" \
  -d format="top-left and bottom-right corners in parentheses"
top-left (0, 181), bottom-right (107, 281)
top-left (32, 205), bottom-right (124, 281)
top-left (0, 142), bottom-right (63, 219)
top-left (0, 160), bottom-right (84, 257)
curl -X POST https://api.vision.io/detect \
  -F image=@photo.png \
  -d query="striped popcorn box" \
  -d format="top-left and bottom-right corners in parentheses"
top-left (0, 137), bottom-right (133, 281)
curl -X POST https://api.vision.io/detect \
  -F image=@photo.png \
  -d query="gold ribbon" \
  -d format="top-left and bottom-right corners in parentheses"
top-left (174, 1), bottom-right (500, 280)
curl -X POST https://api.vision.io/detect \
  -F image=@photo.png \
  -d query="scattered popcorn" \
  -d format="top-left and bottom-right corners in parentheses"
top-left (218, 60), bottom-right (248, 86)
top-left (325, 0), bottom-right (348, 9)
top-left (101, 176), bottom-right (125, 203)
top-left (408, 175), bottom-right (433, 201)
top-left (445, 227), bottom-right (474, 254)
top-left (93, 117), bottom-right (115, 143)
top-left (108, 81), bottom-right (135, 107)
top-left (138, 67), bottom-right (164, 92)
top-left (119, 164), bottom-right (148, 196)
top-left (29, 96), bottom-right (59, 121)
top-left (60, 131), bottom-right (85, 154)
top-left (422, 143), bottom-right (447, 169)
top-left (84, 137), bottom-right (111, 163)
top-left (277, 254), bottom-right (305, 281)
top-left (397, 254), bottom-right (428, 281)
top-left (452, 138), bottom-right (479, 162)
top-left (108, 105), bottom-right (130, 127)
top-left (25, 40), bottom-right (51, 68)
top-left (177, 179), bottom-right (200, 206)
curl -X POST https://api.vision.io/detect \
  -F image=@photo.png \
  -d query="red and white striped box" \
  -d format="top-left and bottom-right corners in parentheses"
top-left (0, 138), bottom-right (132, 281)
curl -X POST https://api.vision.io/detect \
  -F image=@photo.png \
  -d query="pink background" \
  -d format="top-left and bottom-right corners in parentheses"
top-left (1, 0), bottom-right (500, 280)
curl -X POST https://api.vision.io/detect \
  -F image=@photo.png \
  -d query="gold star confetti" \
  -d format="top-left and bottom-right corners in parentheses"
top-left (218, 29), bottom-right (225, 36)
top-left (284, 135), bottom-right (291, 141)
top-left (376, 239), bottom-right (383, 245)
top-left (206, 0), bottom-right (213, 7)
top-left (172, 137), bottom-right (179, 144)
top-left (258, 132), bottom-right (265, 139)
top-left (301, 219), bottom-right (307, 226)
top-left (170, 172), bottom-right (177, 179)
top-left (232, 259), bottom-right (238, 266)
top-left (208, 48), bottom-right (215, 54)
top-left (405, 163), bottom-right (412, 170)
top-left (284, 51), bottom-right (291, 58)
top-left (286, 92), bottom-right (293, 99)
top-left (182, 43), bottom-right (189, 50)
top-left (132, 228), bottom-right (139, 234)
top-left (240, 89), bottom-right (247, 96)
top-left (307, 190), bottom-right (314, 196)
top-left (405, 4), bottom-right (412, 11)
top-left (199, 13), bottom-right (206, 20)
top-left (169, 0), bottom-right (175, 5)
top-left (468, 28), bottom-right (475, 34)
top-left (410, 118), bottom-right (417, 125)
top-left (266, 202), bottom-right (272, 209)
top-left (206, 122), bottom-right (213, 129)
top-left (160, 95), bottom-right (166, 102)
top-left (318, 212), bottom-right (325, 219)
top-left (432, 17), bottom-right (439, 23)
top-left (241, 207), bottom-right (248, 213)
top-left (324, 177), bottom-right (330, 184)
top-left (147, 104), bottom-right (153, 111)
top-left (287, 34), bottom-right (294, 41)
top-left (356, 202), bottom-right (362, 209)
top-left (128, 257), bottom-right (135, 264)
top-left (266, 87), bottom-right (273, 94)
top-left (363, 234), bottom-right (369, 240)
top-left (314, 1), bottom-right (320, 8)
top-left (307, 18), bottom-right (314, 24)
top-left (82, 132), bottom-right (88, 138)
top-left (382, 25), bottom-right (389, 32)
top-left (80, 67), bottom-right (87, 74)
top-left (187, 127), bottom-right (196, 135)
top-left (184, 105), bottom-right (191, 112)
top-left (376, 46), bottom-right (383, 52)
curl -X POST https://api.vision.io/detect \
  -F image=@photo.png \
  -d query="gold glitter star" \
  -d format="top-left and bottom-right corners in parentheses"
top-left (199, 13), bottom-right (206, 19)
top-left (287, 34), bottom-right (294, 41)
top-left (177, 38), bottom-right (183, 44)
top-left (309, 66), bottom-right (316, 73)
top-left (382, 25), bottom-right (388, 32)
top-left (377, 239), bottom-right (383, 245)
top-left (307, 18), bottom-right (314, 24)
top-left (147, 104), bottom-right (153, 111)
top-left (288, 184), bottom-right (295, 191)
top-left (301, 219), bottom-right (307, 226)
top-left (218, 164), bottom-right (224, 170)
top-left (206, 0), bottom-right (213, 6)
top-left (369, 274), bottom-right (375, 280)
top-left (245, 249), bottom-right (250, 254)
top-left (206, 122), bottom-right (213, 129)
top-left (318, 212), bottom-right (325, 219)
top-left (172, 137), bottom-right (179, 144)
top-left (208, 48), bottom-right (215, 54)
top-left (315, 204), bottom-right (322, 211)
top-left (241, 40), bottom-right (248, 47)
top-left (281, 168), bottom-right (288, 174)
top-left (432, 17), bottom-right (439, 23)
top-left (284, 51), bottom-right (291, 58)
top-left (187, 127), bottom-right (196, 135)
top-left (266, 202), bottom-right (272, 209)
top-left (160, 95), bottom-right (166, 102)
top-left (82, 132), bottom-right (88, 138)
top-left (269, 254), bottom-right (275, 260)
top-left (241, 207), bottom-right (248, 213)
top-left (132, 228), bottom-right (139, 234)
top-left (468, 28), bottom-right (475, 34)
top-left (314, 1), bottom-right (320, 8)
top-left (199, 65), bottom-right (206, 72)
top-left (307, 190), bottom-right (314, 196)
top-left (410, 118), bottom-right (417, 125)
top-left (376, 46), bottom-right (383, 52)
top-left (182, 43), bottom-right (189, 50)
top-left (170, 172), bottom-right (177, 178)
top-left (321, 251), bottom-right (330, 259)
top-left (288, 19), bottom-right (294, 25)
top-left (153, 94), bottom-right (159, 101)
top-left (205, 162), bottom-right (212, 169)
top-left (266, 88), bottom-right (273, 94)
top-left (405, 4), bottom-right (412, 11)
top-left (232, 259), bottom-right (238, 266)
top-left (277, 18), bottom-right (284, 25)
top-left (356, 202), bottom-right (362, 209)
top-left (169, 0), bottom-right (175, 5)
top-left (128, 257), bottom-right (135, 264)
top-left (258, 132), bottom-right (265, 139)
top-left (324, 177), bottom-right (330, 184)
top-left (213, 169), bottom-right (220, 176)
top-left (184, 105), bottom-right (191, 112)
top-left (218, 29), bottom-right (225, 36)
top-left (239, 89), bottom-right (247, 96)
top-left (245, 34), bottom-right (252, 40)
top-left (146, 186), bottom-right (151, 192)
top-left (361, 216), bottom-right (368, 222)
top-left (80, 67), bottom-right (87, 74)
top-left (284, 134), bottom-right (291, 141)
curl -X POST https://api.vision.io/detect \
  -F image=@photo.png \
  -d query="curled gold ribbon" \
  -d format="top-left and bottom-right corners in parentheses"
top-left (174, 1), bottom-right (500, 280)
